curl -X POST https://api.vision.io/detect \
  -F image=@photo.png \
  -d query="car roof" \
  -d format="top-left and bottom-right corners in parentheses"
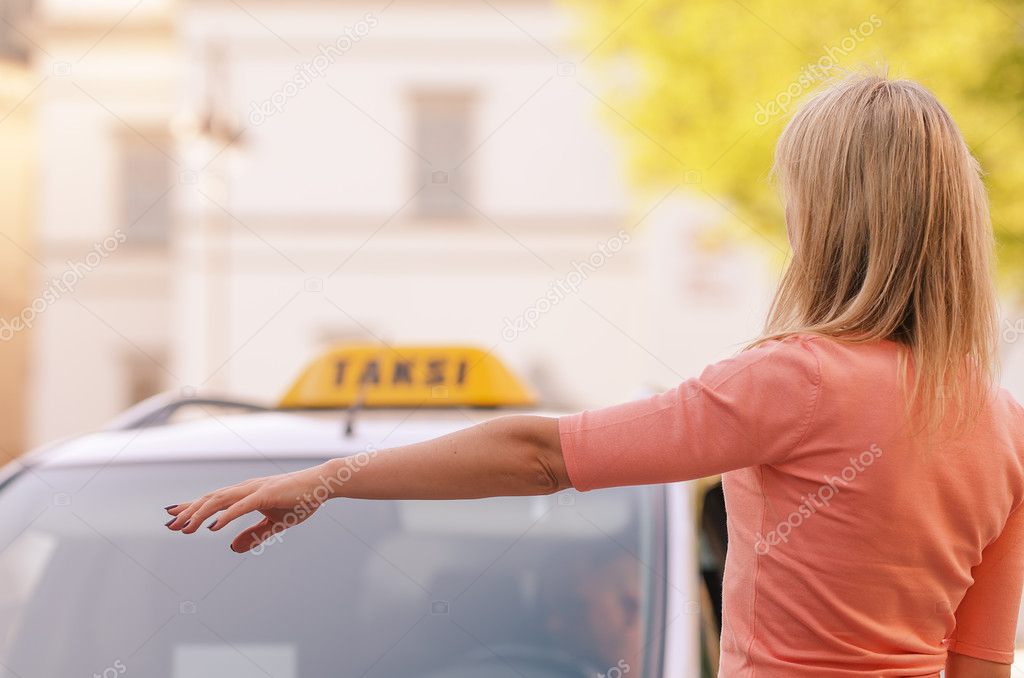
top-left (23, 408), bottom-right (563, 469)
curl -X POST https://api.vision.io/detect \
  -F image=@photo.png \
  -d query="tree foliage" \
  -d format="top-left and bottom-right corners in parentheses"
top-left (574, 0), bottom-right (1024, 289)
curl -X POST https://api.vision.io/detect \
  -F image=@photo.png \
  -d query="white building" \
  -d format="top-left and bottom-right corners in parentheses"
top-left (23, 0), bottom-right (780, 446)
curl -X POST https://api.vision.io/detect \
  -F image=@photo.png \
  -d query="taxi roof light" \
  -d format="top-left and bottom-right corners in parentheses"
top-left (278, 345), bottom-right (536, 409)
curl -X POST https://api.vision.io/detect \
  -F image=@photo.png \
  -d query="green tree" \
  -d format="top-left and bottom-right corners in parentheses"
top-left (573, 0), bottom-right (1024, 290)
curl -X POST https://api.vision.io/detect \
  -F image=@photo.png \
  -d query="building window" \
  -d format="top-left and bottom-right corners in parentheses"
top-left (412, 90), bottom-right (476, 218)
top-left (0, 0), bottom-right (33, 64)
top-left (120, 130), bottom-right (174, 246)
top-left (123, 348), bottom-right (167, 407)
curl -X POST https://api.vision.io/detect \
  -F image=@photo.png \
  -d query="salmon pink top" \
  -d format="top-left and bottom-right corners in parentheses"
top-left (558, 335), bottom-right (1024, 677)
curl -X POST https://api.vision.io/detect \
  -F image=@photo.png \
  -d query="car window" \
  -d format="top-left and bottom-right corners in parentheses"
top-left (0, 461), bottom-right (664, 678)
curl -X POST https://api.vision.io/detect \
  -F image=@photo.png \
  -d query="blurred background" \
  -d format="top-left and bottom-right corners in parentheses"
top-left (1, 0), bottom-right (1023, 462)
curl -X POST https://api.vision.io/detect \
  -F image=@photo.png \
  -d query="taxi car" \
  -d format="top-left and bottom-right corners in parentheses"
top-left (0, 345), bottom-right (702, 678)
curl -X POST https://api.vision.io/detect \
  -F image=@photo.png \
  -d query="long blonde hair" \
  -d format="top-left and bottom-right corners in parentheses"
top-left (762, 71), bottom-right (998, 432)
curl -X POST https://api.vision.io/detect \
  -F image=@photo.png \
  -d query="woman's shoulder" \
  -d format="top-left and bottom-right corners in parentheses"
top-left (995, 387), bottom-right (1024, 431)
top-left (740, 332), bottom-right (858, 367)
top-left (751, 332), bottom-right (903, 365)
top-left (708, 333), bottom-right (822, 390)
top-left (738, 333), bottom-right (909, 399)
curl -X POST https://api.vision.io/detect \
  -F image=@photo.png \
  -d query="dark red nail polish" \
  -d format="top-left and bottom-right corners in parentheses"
top-left (164, 519), bottom-right (174, 527)
top-left (183, 520), bottom-right (191, 529)
top-left (164, 505), bottom-right (177, 511)
top-left (208, 521), bottom-right (217, 530)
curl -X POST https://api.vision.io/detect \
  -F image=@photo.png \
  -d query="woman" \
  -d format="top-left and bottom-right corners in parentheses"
top-left (166, 73), bottom-right (1024, 677)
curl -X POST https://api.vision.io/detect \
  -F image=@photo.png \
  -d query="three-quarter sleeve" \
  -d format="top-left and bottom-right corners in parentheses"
top-left (558, 336), bottom-right (821, 491)
top-left (947, 501), bottom-right (1024, 664)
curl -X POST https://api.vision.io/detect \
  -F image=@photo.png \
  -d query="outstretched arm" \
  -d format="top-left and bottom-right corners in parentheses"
top-left (164, 415), bottom-right (567, 552)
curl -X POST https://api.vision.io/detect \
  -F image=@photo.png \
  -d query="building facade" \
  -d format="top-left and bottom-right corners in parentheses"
top-left (23, 0), bottom-right (776, 446)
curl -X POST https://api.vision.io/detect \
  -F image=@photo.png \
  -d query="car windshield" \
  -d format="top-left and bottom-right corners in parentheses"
top-left (0, 460), bottom-right (664, 678)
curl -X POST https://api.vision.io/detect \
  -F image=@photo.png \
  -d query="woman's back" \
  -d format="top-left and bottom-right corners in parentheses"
top-left (559, 334), bottom-right (1024, 676)
top-left (725, 336), bottom-right (1024, 675)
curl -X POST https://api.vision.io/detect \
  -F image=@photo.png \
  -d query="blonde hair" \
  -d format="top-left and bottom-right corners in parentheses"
top-left (761, 71), bottom-right (998, 433)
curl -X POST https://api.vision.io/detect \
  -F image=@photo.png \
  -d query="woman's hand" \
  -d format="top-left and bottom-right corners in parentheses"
top-left (164, 465), bottom-right (330, 553)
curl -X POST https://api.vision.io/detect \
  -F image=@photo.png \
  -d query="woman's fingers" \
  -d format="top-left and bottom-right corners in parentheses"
top-left (169, 495), bottom-right (220, 530)
top-left (163, 503), bottom-right (189, 520)
top-left (176, 497), bottom-right (217, 533)
top-left (229, 516), bottom-right (282, 553)
top-left (179, 495), bottom-right (232, 534)
top-left (166, 500), bottom-right (205, 530)
top-left (206, 493), bottom-right (262, 533)
top-left (166, 485), bottom-right (256, 532)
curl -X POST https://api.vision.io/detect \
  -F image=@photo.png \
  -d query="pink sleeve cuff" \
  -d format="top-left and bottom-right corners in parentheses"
top-left (558, 412), bottom-right (592, 491)
top-left (946, 638), bottom-right (1015, 665)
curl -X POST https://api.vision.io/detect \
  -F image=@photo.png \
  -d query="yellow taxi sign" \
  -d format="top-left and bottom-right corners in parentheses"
top-left (279, 345), bottom-right (536, 409)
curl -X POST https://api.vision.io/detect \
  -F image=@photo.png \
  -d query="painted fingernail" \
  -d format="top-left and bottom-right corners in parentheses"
top-left (207, 520), bottom-right (217, 531)
top-left (183, 520), bottom-right (191, 529)
top-left (164, 519), bottom-right (174, 527)
top-left (164, 505), bottom-right (177, 511)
